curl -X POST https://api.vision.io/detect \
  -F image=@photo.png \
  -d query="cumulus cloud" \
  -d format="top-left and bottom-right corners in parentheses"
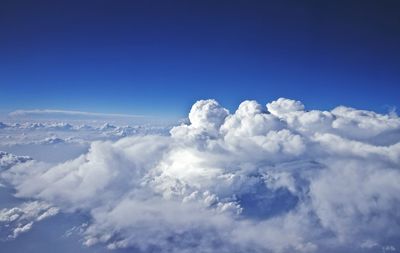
top-left (0, 201), bottom-right (59, 239)
top-left (1, 98), bottom-right (400, 252)
top-left (0, 152), bottom-right (32, 171)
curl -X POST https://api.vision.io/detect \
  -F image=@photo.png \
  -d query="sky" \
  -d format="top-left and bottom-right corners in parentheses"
top-left (0, 0), bottom-right (399, 117)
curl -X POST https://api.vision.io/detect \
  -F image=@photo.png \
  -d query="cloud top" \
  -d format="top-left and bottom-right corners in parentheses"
top-left (1, 98), bottom-right (400, 253)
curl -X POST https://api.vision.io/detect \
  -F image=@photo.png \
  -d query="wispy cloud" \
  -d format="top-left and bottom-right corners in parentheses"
top-left (9, 109), bottom-right (147, 118)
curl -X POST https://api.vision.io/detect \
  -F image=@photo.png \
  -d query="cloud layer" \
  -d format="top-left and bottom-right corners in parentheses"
top-left (1, 98), bottom-right (400, 253)
top-left (0, 201), bottom-right (59, 240)
top-left (9, 109), bottom-right (145, 119)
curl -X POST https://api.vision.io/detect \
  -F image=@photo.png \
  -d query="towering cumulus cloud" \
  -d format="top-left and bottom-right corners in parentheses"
top-left (1, 98), bottom-right (400, 253)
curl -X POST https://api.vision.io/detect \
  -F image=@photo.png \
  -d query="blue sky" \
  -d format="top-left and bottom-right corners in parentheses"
top-left (0, 0), bottom-right (399, 117)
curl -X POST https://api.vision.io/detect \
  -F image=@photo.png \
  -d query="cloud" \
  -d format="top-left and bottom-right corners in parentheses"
top-left (0, 201), bottom-right (59, 239)
top-left (9, 109), bottom-right (146, 119)
top-left (0, 152), bottom-right (32, 171)
top-left (6, 109), bottom-right (176, 126)
top-left (1, 98), bottom-right (400, 252)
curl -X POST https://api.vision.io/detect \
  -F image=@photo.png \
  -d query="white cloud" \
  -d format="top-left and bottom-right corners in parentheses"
top-left (9, 109), bottom-right (146, 119)
top-left (0, 151), bottom-right (32, 171)
top-left (1, 98), bottom-right (400, 252)
top-left (0, 201), bottom-right (59, 239)
top-left (5, 109), bottom-right (175, 127)
top-left (266, 97), bottom-right (305, 116)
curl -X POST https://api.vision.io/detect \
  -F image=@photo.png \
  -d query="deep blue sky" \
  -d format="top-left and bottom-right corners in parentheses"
top-left (0, 0), bottom-right (399, 117)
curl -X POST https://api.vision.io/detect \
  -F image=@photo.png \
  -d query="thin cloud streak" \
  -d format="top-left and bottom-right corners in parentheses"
top-left (9, 109), bottom-right (148, 118)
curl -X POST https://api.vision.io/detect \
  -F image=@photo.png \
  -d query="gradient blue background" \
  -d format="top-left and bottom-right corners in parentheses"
top-left (0, 0), bottom-right (399, 117)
